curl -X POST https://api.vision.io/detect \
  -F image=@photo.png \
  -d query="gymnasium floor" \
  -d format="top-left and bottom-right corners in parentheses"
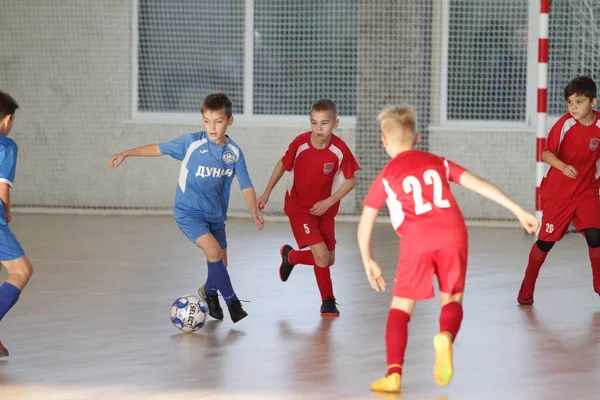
top-left (0, 214), bottom-right (598, 400)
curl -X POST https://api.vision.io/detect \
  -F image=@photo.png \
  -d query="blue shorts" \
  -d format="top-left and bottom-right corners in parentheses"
top-left (175, 215), bottom-right (227, 248)
top-left (0, 223), bottom-right (24, 261)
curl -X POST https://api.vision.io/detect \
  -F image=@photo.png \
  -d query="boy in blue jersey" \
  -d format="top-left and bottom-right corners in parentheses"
top-left (108, 93), bottom-right (263, 323)
top-left (0, 91), bottom-right (34, 356)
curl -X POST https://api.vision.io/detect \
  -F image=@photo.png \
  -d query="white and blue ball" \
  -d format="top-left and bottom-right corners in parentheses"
top-left (170, 295), bottom-right (208, 333)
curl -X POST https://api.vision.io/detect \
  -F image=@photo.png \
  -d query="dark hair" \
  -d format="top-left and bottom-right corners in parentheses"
top-left (0, 91), bottom-right (19, 120)
top-left (201, 93), bottom-right (233, 118)
top-left (311, 99), bottom-right (337, 117)
top-left (564, 76), bottom-right (597, 101)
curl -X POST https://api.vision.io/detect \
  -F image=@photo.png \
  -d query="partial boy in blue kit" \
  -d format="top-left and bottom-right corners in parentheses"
top-left (108, 93), bottom-right (263, 323)
top-left (0, 91), bottom-right (34, 356)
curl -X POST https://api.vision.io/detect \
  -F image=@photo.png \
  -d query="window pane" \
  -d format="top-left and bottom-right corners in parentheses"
top-left (548, 1), bottom-right (600, 116)
top-left (446, 0), bottom-right (528, 121)
top-left (138, 0), bottom-right (245, 113)
top-left (253, 0), bottom-right (357, 116)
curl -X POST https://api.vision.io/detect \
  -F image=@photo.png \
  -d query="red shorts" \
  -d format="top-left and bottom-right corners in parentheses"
top-left (538, 196), bottom-right (600, 241)
top-left (393, 246), bottom-right (468, 300)
top-left (287, 214), bottom-right (336, 251)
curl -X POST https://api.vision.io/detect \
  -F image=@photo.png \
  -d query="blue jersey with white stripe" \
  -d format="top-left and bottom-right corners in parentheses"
top-left (0, 136), bottom-right (18, 225)
top-left (159, 132), bottom-right (253, 222)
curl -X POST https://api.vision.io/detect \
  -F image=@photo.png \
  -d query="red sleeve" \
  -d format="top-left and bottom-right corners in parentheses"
top-left (544, 116), bottom-right (567, 154)
top-left (442, 159), bottom-right (467, 183)
top-left (362, 172), bottom-right (387, 210)
top-left (340, 145), bottom-right (360, 179)
top-left (281, 137), bottom-right (300, 171)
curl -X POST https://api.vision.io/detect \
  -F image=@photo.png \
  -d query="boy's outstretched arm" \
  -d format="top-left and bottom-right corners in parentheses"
top-left (310, 176), bottom-right (356, 216)
top-left (458, 170), bottom-right (539, 233)
top-left (242, 186), bottom-right (264, 230)
top-left (257, 160), bottom-right (286, 210)
top-left (107, 144), bottom-right (162, 168)
top-left (357, 205), bottom-right (386, 292)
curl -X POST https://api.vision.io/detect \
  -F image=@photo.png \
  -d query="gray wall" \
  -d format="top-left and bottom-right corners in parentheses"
top-left (356, 0), bottom-right (433, 208)
top-left (0, 0), bottom-right (357, 215)
top-left (1, 0), bottom-right (535, 221)
top-left (355, 0), bottom-right (535, 222)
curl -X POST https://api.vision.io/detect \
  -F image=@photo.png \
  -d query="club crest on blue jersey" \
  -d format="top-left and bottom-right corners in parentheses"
top-left (222, 151), bottom-right (236, 164)
top-left (323, 162), bottom-right (335, 175)
top-left (590, 138), bottom-right (600, 151)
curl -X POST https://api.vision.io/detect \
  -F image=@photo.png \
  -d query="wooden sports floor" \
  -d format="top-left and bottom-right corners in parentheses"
top-left (0, 214), bottom-right (598, 400)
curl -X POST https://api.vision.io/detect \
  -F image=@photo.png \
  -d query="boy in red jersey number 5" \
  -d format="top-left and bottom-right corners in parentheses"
top-left (258, 99), bottom-right (360, 316)
top-left (518, 76), bottom-right (600, 305)
top-left (357, 106), bottom-right (538, 393)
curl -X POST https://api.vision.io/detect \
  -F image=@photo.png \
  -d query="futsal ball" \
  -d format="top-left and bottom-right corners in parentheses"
top-left (170, 295), bottom-right (208, 333)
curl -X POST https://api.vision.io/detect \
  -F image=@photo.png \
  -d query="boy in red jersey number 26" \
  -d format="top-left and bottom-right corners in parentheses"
top-left (357, 106), bottom-right (538, 393)
top-left (518, 76), bottom-right (600, 305)
top-left (258, 99), bottom-right (360, 316)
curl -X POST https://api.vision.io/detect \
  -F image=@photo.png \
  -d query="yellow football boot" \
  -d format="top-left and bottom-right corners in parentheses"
top-left (370, 372), bottom-right (402, 393)
top-left (433, 332), bottom-right (454, 386)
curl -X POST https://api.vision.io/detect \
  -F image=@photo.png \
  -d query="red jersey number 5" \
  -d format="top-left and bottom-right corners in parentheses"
top-left (403, 169), bottom-right (450, 215)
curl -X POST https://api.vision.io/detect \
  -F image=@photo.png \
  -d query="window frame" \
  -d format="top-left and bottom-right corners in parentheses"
top-left (439, 0), bottom-right (539, 130)
top-left (130, 0), bottom-right (357, 127)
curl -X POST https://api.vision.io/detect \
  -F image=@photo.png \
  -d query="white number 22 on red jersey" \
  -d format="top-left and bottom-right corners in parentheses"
top-left (402, 169), bottom-right (451, 215)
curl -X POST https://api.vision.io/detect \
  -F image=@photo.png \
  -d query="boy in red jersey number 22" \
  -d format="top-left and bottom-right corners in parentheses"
top-left (258, 99), bottom-right (360, 316)
top-left (357, 106), bottom-right (538, 393)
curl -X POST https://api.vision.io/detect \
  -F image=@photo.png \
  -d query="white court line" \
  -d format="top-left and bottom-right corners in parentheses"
top-left (0, 385), bottom-right (357, 400)
top-left (27, 258), bottom-right (169, 268)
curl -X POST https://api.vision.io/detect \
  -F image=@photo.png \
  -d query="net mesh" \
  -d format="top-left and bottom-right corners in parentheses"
top-left (253, 1), bottom-right (357, 116)
top-left (138, 0), bottom-right (246, 114)
top-left (0, 0), bottom-right (598, 223)
top-left (445, 1), bottom-right (529, 121)
top-left (548, 0), bottom-right (600, 115)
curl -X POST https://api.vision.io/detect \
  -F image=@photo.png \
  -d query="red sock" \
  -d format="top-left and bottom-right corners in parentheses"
top-left (288, 249), bottom-right (315, 265)
top-left (386, 309), bottom-right (410, 376)
top-left (588, 247), bottom-right (600, 290)
top-left (439, 302), bottom-right (463, 342)
top-left (523, 243), bottom-right (549, 285)
top-left (314, 266), bottom-right (334, 300)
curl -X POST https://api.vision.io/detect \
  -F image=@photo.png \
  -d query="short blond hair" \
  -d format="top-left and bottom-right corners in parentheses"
top-left (377, 106), bottom-right (416, 133)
